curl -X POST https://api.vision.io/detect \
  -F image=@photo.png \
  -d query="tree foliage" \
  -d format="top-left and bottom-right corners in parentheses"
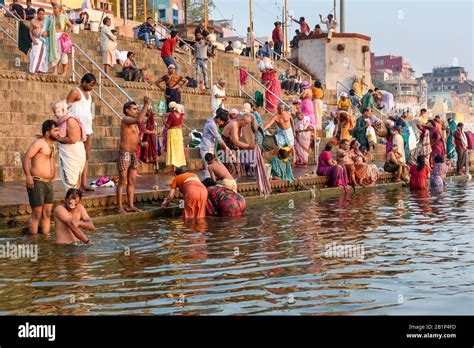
top-left (184, 0), bottom-right (216, 23)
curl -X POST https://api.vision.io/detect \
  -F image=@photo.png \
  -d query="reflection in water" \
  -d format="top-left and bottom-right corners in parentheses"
top-left (0, 182), bottom-right (473, 315)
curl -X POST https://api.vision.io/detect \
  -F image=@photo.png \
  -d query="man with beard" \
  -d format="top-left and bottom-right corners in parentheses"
top-left (22, 120), bottom-right (60, 234)
top-left (54, 188), bottom-right (94, 244)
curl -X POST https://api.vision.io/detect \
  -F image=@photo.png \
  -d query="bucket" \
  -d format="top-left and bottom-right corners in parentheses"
top-left (72, 25), bottom-right (80, 34)
top-left (90, 21), bottom-right (99, 32)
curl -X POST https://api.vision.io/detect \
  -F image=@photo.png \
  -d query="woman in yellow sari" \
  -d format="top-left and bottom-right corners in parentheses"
top-left (333, 110), bottom-right (355, 143)
top-left (337, 92), bottom-right (352, 111)
top-left (164, 102), bottom-right (186, 172)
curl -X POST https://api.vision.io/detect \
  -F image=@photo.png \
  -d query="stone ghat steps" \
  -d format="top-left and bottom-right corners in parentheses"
top-left (0, 29), bottom-right (267, 96)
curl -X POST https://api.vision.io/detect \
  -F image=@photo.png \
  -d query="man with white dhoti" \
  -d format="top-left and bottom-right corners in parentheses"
top-left (52, 100), bottom-right (87, 189)
top-left (29, 8), bottom-right (48, 74)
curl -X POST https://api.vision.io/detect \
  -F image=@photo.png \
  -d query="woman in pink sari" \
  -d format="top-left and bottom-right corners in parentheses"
top-left (260, 58), bottom-right (281, 114)
top-left (300, 81), bottom-right (315, 128)
top-left (317, 142), bottom-right (349, 190)
top-left (428, 119), bottom-right (446, 168)
top-left (294, 111), bottom-right (313, 165)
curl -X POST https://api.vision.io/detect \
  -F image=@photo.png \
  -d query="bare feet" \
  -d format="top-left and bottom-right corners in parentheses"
top-left (126, 206), bottom-right (143, 212)
top-left (116, 208), bottom-right (127, 214)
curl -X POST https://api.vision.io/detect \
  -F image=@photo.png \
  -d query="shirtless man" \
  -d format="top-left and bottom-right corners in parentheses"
top-left (204, 153), bottom-right (237, 192)
top-left (66, 73), bottom-right (97, 192)
top-left (222, 113), bottom-right (254, 150)
top-left (264, 103), bottom-right (296, 164)
top-left (53, 100), bottom-right (86, 189)
top-left (54, 188), bottom-right (94, 245)
top-left (22, 120), bottom-right (59, 234)
top-left (116, 96), bottom-right (150, 214)
top-left (263, 103), bottom-right (296, 148)
top-left (29, 8), bottom-right (48, 74)
top-left (221, 113), bottom-right (254, 177)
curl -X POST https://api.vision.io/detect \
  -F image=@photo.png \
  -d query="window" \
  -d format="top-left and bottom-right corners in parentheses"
top-left (172, 3), bottom-right (179, 25)
top-left (158, 4), bottom-right (166, 20)
top-left (375, 59), bottom-right (384, 66)
top-left (159, 9), bottom-right (166, 20)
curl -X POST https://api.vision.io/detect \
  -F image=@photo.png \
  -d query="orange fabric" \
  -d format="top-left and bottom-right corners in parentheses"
top-left (171, 173), bottom-right (198, 189)
top-left (181, 181), bottom-right (208, 219)
top-left (312, 87), bottom-right (324, 99)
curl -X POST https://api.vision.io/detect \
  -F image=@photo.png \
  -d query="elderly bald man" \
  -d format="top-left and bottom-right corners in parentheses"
top-left (221, 113), bottom-right (255, 178)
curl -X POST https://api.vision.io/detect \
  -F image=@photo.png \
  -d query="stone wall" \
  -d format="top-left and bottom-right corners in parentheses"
top-left (293, 33), bottom-right (372, 90)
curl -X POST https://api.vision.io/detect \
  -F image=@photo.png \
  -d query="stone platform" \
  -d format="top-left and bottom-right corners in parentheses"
top-left (1, 164), bottom-right (472, 233)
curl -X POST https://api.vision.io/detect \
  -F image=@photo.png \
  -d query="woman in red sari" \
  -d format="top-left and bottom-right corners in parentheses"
top-left (139, 110), bottom-right (160, 164)
top-left (260, 58), bottom-right (281, 114)
top-left (428, 119), bottom-right (446, 168)
top-left (203, 178), bottom-right (246, 217)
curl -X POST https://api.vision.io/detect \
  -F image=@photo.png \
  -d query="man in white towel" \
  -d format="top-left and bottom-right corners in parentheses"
top-left (53, 100), bottom-right (87, 190)
top-left (29, 8), bottom-right (48, 74)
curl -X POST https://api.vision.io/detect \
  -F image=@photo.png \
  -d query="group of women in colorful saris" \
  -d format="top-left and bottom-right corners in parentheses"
top-left (317, 138), bottom-right (379, 191)
top-left (161, 168), bottom-right (246, 219)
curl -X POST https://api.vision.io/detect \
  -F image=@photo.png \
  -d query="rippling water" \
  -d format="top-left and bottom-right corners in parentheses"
top-left (0, 182), bottom-right (473, 315)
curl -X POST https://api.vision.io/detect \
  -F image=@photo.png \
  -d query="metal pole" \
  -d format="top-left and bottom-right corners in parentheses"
top-left (249, 0), bottom-right (254, 59)
top-left (204, 0), bottom-right (208, 29)
top-left (284, 0), bottom-right (288, 58)
top-left (333, 0), bottom-right (337, 22)
top-left (340, 0), bottom-right (345, 33)
top-left (99, 72), bottom-right (102, 99)
top-left (71, 47), bottom-right (75, 82)
top-left (143, 0), bottom-right (146, 21)
top-left (184, 0), bottom-right (187, 27)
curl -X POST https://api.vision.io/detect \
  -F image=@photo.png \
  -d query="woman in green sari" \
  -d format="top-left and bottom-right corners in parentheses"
top-left (446, 117), bottom-right (457, 159)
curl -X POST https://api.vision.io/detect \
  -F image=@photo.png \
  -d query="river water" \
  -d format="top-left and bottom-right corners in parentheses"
top-left (0, 183), bottom-right (473, 315)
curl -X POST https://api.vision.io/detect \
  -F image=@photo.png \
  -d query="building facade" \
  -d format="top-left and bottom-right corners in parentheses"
top-left (370, 54), bottom-right (415, 80)
top-left (371, 53), bottom-right (425, 111)
top-left (422, 66), bottom-right (468, 95)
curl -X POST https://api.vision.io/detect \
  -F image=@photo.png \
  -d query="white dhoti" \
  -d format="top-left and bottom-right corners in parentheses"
top-left (29, 40), bottom-right (49, 73)
top-left (222, 178), bottom-right (238, 192)
top-left (59, 142), bottom-right (86, 189)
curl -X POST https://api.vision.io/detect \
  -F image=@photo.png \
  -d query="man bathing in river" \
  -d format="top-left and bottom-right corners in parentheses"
top-left (22, 120), bottom-right (59, 235)
top-left (54, 188), bottom-right (94, 245)
top-left (116, 96), bottom-right (150, 214)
